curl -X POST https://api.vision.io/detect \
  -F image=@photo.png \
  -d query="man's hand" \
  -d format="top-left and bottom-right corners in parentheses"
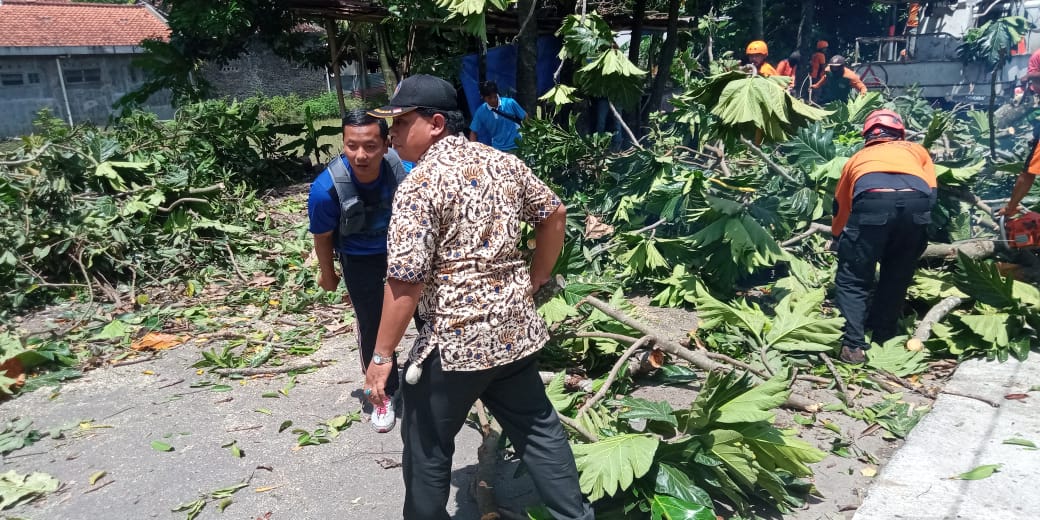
top-left (997, 204), bottom-right (1019, 217)
top-left (364, 357), bottom-right (394, 407)
top-left (317, 270), bottom-right (340, 292)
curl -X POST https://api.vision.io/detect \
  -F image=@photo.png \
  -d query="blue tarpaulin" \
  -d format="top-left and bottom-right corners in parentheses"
top-left (460, 36), bottom-right (562, 116)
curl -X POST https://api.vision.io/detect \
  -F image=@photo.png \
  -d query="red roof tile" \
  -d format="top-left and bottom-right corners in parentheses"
top-left (0, 1), bottom-right (170, 48)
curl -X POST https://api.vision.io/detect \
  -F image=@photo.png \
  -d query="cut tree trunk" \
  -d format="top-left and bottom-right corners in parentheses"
top-left (921, 239), bottom-right (996, 260)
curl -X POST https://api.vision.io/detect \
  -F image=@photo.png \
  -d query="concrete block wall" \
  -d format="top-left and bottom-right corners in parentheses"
top-left (201, 44), bottom-right (328, 101)
top-left (0, 54), bottom-right (172, 138)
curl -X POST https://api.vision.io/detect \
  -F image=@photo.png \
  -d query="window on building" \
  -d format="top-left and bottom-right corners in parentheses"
top-left (65, 68), bottom-right (101, 84)
top-left (27, 73), bottom-right (40, 84)
top-left (1, 73), bottom-right (24, 86)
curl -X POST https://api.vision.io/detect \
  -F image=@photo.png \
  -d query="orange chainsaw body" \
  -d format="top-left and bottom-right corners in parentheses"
top-left (1004, 211), bottom-right (1040, 249)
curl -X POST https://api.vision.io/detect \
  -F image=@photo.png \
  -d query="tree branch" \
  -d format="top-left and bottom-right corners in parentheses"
top-left (609, 101), bottom-right (644, 150)
top-left (921, 239), bottom-right (996, 260)
top-left (558, 413), bottom-right (599, 443)
top-left (158, 198), bottom-right (210, 213)
top-left (912, 295), bottom-right (964, 343)
top-left (578, 336), bottom-right (654, 416)
top-left (740, 137), bottom-right (799, 183)
top-left (781, 222), bottom-right (832, 247)
top-left (580, 296), bottom-right (822, 412)
top-left (473, 399), bottom-right (502, 520)
top-left (212, 360), bottom-right (333, 376)
top-left (0, 143), bottom-right (52, 166)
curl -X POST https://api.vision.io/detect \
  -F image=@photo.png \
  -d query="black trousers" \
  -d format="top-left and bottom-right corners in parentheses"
top-left (401, 352), bottom-right (594, 520)
top-left (340, 253), bottom-right (424, 397)
top-left (835, 192), bottom-right (931, 350)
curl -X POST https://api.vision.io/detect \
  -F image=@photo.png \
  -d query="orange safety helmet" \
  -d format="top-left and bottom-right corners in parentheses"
top-left (816, 40), bottom-right (829, 50)
top-left (862, 109), bottom-right (905, 139)
top-left (746, 40), bottom-right (769, 56)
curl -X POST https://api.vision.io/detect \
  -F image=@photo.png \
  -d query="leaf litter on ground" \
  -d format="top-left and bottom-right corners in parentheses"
top-left (948, 464), bottom-right (1002, 480)
top-left (0, 470), bottom-right (60, 510)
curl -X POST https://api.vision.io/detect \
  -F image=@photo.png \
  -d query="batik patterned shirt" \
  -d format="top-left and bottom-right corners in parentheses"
top-left (386, 135), bottom-right (561, 371)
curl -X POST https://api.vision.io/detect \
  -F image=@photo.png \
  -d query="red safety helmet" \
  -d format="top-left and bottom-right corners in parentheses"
top-left (862, 109), bottom-right (905, 140)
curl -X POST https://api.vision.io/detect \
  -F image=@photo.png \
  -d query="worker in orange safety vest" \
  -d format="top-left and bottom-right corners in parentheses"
top-left (812, 55), bottom-right (867, 103)
top-left (776, 51), bottom-right (800, 90)
top-left (1000, 70), bottom-right (1040, 217)
top-left (746, 40), bottom-right (777, 77)
top-left (811, 40), bottom-right (829, 81)
top-left (832, 109), bottom-right (937, 364)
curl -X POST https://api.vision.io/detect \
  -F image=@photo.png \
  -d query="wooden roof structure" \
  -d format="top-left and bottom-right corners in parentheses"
top-left (279, 0), bottom-right (695, 33)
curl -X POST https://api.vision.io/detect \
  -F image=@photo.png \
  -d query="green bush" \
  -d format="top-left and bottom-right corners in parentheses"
top-left (245, 91), bottom-right (385, 125)
top-left (0, 102), bottom-right (297, 314)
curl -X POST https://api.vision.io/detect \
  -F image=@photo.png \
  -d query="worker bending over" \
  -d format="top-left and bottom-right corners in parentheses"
top-left (832, 110), bottom-right (937, 364)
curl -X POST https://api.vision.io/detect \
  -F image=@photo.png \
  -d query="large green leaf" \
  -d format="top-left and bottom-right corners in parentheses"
top-left (572, 434), bottom-right (659, 501)
top-left (545, 371), bottom-right (579, 413)
top-left (866, 336), bottom-right (930, 377)
top-left (733, 422), bottom-right (827, 476)
top-left (705, 429), bottom-right (758, 488)
top-left (0, 470), bottom-right (59, 509)
top-left (654, 463), bottom-right (714, 508)
top-left (716, 368), bottom-right (792, 424)
top-left (649, 495), bottom-right (715, 520)
top-left (693, 72), bottom-right (830, 143)
top-left (953, 253), bottom-right (1016, 309)
top-left (958, 312), bottom-right (1011, 347)
top-left (616, 397), bottom-right (678, 427)
top-left (691, 285), bottom-right (767, 346)
top-left (958, 16), bottom-right (1032, 65)
top-left (783, 123), bottom-right (835, 167)
top-left (765, 289), bottom-right (844, 352)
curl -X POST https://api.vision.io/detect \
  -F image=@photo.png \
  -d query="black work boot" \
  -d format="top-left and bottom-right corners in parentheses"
top-left (839, 345), bottom-right (866, 364)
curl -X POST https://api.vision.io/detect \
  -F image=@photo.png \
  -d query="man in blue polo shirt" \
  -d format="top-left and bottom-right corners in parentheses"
top-left (468, 81), bottom-right (526, 152)
top-left (307, 108), bottom-right (416, 433)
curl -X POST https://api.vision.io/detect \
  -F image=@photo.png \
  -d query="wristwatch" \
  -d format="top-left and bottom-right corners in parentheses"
top-left (371, 353), bottom-right (394, 365)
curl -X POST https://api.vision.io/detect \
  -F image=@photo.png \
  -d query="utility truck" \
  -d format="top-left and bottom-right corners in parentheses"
top-left (852, 0), bottom-right (1040, 103)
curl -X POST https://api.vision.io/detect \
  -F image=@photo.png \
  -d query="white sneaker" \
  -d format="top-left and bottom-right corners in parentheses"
top-left (371, 398), bottom-right (395, 433)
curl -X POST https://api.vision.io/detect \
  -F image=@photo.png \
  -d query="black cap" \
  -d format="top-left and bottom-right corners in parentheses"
top-left (368, 74), bottom-right (458, 118)
top-left (829, 55), bottom-right (846, 66)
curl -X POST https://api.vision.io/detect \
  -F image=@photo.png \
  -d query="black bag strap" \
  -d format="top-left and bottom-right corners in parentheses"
top-left (491, 106), bottom-right (523, 125)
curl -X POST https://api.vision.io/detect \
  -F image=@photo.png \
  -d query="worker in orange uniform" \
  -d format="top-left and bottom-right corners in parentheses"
top-left (1000, 71), bottom-right (1040, 217)
top-left (746, 40), bottom-right (777, 77)
top-left (811, 40), bottom-right (829, 81)
top-left (775, 51), bottom-right (800, 90)
top-left (832, 110), bottom-right (937, 364)
top-left (905, 2), bottom-right (920, 34)
top-left (812, 55), bottom-right (867, 104)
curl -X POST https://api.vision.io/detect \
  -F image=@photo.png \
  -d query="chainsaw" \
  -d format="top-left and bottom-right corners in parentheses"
top-left (999, 211), bottom-right (1040, 249)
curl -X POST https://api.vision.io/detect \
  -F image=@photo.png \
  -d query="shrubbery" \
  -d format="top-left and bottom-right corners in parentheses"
top-left (243, 91), bottom-right (382, 125)
top-left (0, 103), bottom-right (299, 314)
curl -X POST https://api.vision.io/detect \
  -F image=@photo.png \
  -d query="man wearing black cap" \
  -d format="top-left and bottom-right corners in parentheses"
top-left (363, 74), bottom-right (592, 520)
top-left (811, 55), bottom-right (868, 104)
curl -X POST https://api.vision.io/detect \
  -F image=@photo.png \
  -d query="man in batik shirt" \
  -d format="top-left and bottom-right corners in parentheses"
top-left (363, 74), bottom-right (593, 520)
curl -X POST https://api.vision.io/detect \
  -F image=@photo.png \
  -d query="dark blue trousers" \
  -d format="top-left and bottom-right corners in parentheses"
top-left (835, 192), bottom-right (931, 350)
top-left (340, 253), bottom-right (424, 397)
top-left (401, 352), bottom-right (594, 520)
